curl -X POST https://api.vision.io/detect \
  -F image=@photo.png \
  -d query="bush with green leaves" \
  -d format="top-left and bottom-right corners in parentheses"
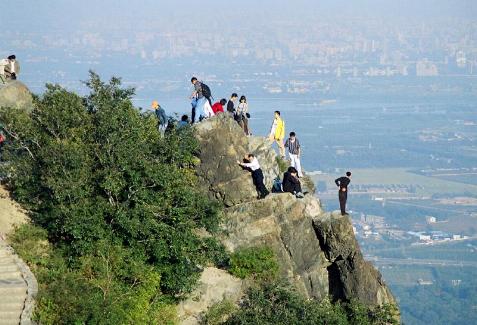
top-left (223, 281), bottom-right (399, 325)
top-left (1, 72), bottom-right (224, 294)
top-left (228, 246), bottom-right (279, 280)
top-left (9, 224), bottom-right (178, 325)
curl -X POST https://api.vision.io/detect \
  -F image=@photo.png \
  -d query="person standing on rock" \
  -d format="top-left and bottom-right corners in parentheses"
top-left (335, 171), bottom-right (352, 216)
top-left (238, 154), bottom-right (270, 199)
top-left (236, 95), bottom-right (251, 136)
top-left (285, 132), bottom-right (303, 177)
top-left (152, 101), bottom-right (168, 137)
top-left (269, 111), bottom-right (286, 159)
top-left (282, 167), bottom-right (304, 198)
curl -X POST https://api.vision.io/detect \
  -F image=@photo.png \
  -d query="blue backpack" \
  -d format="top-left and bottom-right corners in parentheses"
top-left (272, 177), bottom-right (283, 193)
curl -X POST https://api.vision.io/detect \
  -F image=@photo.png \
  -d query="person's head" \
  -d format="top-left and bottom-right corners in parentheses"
top-left (288, 166), bottom-right (298, 176)
top-left (346, 171), bottom-right (352, 178)
top-left (247, 153), bottom-right (255, 160)
top-left (289, 132), bottom-right (296, 139)
top-left (191, 77), bottom-right (198, 84)
top-left (181, 114), bottom-right (189, 122)
top-left (239, 95), bottom-right (247, 103)
top-left (274, 110), bottom-right (281, 118)
top-left (220, 98), bottom-right (227, 106)
top-left (231, 93), bottom-right (238, 101)
top-left (7, 55), bottom-right (15, 61)
top-left (151, 100), bottom-right (159, 109)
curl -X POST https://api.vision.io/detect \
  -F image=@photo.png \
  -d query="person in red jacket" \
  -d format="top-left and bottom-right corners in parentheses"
top-left (212, 98), bottom-right (227, 114)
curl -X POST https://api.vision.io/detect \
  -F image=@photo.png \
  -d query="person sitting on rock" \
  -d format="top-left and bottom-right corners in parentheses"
top-left (177, 115), bottom-right (190, 129)
top-left (0, 55), bottom-right (19, 84)
top-left (282, 167), bottom-right (304, 198)
top-left (237, 154), bottom-right (270, 199)
top-left (212, 98), bottom-right (227, 115)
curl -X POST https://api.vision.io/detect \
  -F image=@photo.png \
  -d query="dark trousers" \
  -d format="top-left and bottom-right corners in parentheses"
top-left (339, 190), bottom-right (347, 215)
top-left (252, 168), bottom-right (269, 198)
top-left (191, 106), bottom-right (196, 124)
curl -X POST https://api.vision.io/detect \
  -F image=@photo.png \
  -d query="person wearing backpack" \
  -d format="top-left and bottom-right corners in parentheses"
top-left (190, 77), bottom-right (212, 105)
top-left (152, 100), bottom-right (168, 137)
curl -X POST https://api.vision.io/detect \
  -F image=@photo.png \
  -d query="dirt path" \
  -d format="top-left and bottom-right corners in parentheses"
top-left (0, 186), bottom-right (28, 240)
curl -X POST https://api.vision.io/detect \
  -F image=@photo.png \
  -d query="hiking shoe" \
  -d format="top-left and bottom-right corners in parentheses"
top-left (295, 192), bottom-right (305, 198)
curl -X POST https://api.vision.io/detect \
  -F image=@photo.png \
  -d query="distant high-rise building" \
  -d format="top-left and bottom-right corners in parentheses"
top-left (416, 59), bottom-right (438, 76)
top-left (456, 50), bottom-right (466, 68)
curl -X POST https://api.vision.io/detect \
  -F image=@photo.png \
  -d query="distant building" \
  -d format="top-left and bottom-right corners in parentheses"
top-left (451, 279), bottom-right (462, 286)
top-left (419, 234), bottom-right (431, 241)
top-left (426, 216), bottom-right (437, 224)
top-left (416, 59), bottom-right (438, 76)
top-left (418, 279), bottom-right (433, 285)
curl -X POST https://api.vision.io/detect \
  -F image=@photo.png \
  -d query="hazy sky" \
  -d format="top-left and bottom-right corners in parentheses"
top-left (11, 0), bottom-right (477, 33)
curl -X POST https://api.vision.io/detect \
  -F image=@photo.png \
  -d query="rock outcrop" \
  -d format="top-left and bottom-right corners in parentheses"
top-left (194, 114), bottom-right (395, 307)
top-left (0, 81), bottom-right (33, 111)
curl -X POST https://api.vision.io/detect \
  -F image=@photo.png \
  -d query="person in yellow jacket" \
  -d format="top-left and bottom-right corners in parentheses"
top-left (268, 110), bottom-right (286, 158)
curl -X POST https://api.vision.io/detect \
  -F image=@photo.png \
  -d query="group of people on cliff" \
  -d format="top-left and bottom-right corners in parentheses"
top-left (151, 77), bottom-right (352, 215)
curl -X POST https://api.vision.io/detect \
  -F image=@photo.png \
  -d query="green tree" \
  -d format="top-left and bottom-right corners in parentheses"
top-left (1, 72), bottom-right (224, 297)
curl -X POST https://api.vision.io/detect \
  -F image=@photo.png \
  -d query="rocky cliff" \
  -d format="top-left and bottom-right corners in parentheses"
top-left (194, 114), bottom-right (395, 306)
top-left (0, 81), bottom-right (33, 111)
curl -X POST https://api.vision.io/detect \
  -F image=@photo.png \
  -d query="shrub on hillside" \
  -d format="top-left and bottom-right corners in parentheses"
top-left (228, 246), bottom-right (279, 280)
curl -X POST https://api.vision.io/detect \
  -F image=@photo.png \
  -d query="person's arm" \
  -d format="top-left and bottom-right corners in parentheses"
top-left (335, 178), bottom-right (340, 187)
top-left (297, 139), bottom-right (301, 157)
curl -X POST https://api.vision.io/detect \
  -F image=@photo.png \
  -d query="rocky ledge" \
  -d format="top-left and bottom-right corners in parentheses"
top-left (186, 115), bottom-right (395, 315)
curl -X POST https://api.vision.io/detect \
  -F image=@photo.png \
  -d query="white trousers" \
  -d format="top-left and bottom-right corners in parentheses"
top-left (289, 154), bottom-right (303, 177)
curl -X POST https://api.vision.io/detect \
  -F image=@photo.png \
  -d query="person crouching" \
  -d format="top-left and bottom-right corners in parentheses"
top-left (283, 167), bottom-right (304, 198)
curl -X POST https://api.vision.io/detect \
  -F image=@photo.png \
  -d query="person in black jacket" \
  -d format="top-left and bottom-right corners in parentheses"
top-left (227, 93), bottom-right (238, 116)
top-left (335, 171), bottom-right (352, 216)
top-left (283, 167), bottom-right (304, 198)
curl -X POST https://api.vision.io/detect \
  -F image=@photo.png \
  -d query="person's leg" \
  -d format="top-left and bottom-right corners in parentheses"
top-left (339, 191), bottom-right (346, 215)
top-left (278, 140), bottom-right (286, 158)
top-left (295, 156), bottom-right (303, 177)
top-left (254, 169), bottom-right (269, 198)
top-left (290, 154), bottom-right (297, 168)
top-left (243, 117), bottom-right (249, 135)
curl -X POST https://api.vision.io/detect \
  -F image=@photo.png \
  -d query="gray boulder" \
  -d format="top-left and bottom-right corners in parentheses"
top-left (0, 81), bottom-right (33, 111)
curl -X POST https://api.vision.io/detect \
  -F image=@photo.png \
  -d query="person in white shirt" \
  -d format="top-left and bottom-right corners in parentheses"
top-left (0, 55), bottom-right (19, 83)
top-left (237, 154), bottom-right (269, 199)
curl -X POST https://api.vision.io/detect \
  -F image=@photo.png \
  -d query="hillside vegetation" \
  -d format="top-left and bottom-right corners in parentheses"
top-left (0, 73), bottom-right (397, 324)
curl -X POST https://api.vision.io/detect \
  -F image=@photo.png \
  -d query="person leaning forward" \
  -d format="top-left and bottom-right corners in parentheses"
top-left (238, 154), bottom-right (270, 199)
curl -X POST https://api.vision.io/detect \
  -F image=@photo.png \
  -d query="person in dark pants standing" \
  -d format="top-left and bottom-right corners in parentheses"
top-left (238, 154), bottom-right (270, 199)
top-left (335, 171), bottom-right (352, 215)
